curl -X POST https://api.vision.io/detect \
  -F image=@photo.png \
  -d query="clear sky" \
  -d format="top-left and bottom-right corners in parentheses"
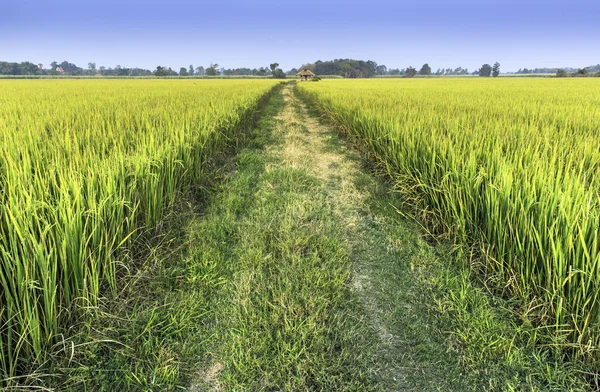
top-left (2, 0), bottom-right (598, 73)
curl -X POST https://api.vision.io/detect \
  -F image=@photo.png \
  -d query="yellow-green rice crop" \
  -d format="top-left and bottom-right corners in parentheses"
top-left (298, 78), bottom-right (600, 361)
top-left (0, 79), bottom-right (279, 381)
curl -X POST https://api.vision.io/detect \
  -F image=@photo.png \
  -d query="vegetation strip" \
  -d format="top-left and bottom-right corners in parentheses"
top-left (187, 85), bottom-right (376, 390)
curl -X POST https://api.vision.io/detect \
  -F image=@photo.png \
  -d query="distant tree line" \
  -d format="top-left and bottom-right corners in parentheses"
top-left (0, 60), bottom-right (155, 76)
top-left (0, 61), bottom-right (42, 75)
top-left (0, 58), bottom-right (488, 79)
top-left (292, 59), bottom-right (504, 79)
top-left (296, 59), bottom-right (379, 78)
top-left (372, 62), bottom-right (500, 78)
top-left (516, 67), bottom-right (558, 74)
top-left (472, 62), bottom-right (501, 77)
top-left (515, 64), bottom-right (600, 75)
top-left (432, 67), bottom-right (470, 75)
top-left (514, 64), bottom-right (600, 75)
top-left (6, 58), bottom-right (598, 79)
top-left (555, 67), bottom-right (600, 78)
top-left (0, 59), bottom-right (289, 78)
top-left (223, 67), bottom-right (268, 76)
top-left (290, 60), bottom-right (463, 78)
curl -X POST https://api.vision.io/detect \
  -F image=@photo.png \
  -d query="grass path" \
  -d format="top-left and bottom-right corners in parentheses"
top-left (185, 84), bottom-right (474, 390)
top-left (186, 84), bottom-right (376, 390)
top-left (64, 83), bottom-right (591, 391)
top-left (271, 85), bottom-right (472, 390)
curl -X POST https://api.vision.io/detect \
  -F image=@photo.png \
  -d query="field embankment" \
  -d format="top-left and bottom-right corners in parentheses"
top-left (0, 79), bottom-right (280, 385)
top-left (297, 78), bottom-right (600, 366)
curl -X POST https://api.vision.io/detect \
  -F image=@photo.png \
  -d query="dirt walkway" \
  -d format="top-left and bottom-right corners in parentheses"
top-left (277, 85), bottom-right (407, 378)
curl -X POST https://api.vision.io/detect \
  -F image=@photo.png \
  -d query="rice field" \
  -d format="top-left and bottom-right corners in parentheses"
top-left (2, 77), bottom-right (600, 387)
top-left (0, 79), bottom-right (279, 381)
top-left (297, 78), bottom-right (600, 361)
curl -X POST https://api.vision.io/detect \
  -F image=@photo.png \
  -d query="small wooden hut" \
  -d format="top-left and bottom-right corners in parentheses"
top-left (296, 69), bottom-right (315, 81)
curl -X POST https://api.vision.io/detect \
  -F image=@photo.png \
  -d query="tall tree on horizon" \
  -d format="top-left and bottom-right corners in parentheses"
top-left (479, 63), bottom-right (492, 77)
top-left (206, 63), bottom-right (220, 76)
top-left (154, 66), bottom-right (168, 76)
top-left (405, 66), bottom-right (417, 78)
top-left (492, 62), bottom-right (500, 77)
top-left (419, 63), bottom-right (432, 75)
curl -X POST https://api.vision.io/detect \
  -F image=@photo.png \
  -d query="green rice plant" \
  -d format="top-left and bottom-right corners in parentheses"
top-left (0, 79), bottom-right (279, 384)
top-left (297, 78), bottom-right (600, 364)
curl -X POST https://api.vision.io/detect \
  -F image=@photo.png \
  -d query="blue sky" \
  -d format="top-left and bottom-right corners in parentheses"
top-left (1, 0), bottom-right (598, 72)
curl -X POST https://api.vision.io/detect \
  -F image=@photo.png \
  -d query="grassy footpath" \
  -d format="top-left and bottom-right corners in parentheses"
top-left (48, 83), bottom-right (592, 391)
top-left (185, 86), bottom-right (376, 390)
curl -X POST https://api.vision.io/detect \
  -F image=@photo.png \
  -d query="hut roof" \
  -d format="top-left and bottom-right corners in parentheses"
top-left (296, 69), bottom-right (315, 76)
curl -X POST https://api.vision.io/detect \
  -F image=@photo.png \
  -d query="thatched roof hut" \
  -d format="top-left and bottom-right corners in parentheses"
top-left (296, 69), bottom-right (315, 81)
